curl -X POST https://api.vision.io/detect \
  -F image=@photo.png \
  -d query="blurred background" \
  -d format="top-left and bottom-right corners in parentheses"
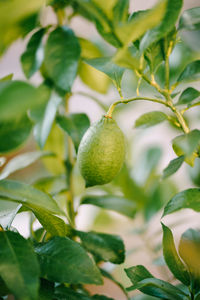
top-left (0, 0), bottom-right (200, 299)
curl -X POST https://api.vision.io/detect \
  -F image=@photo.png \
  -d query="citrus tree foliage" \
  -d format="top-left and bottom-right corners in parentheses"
top-left (0, 0), bottom-right (200, 299)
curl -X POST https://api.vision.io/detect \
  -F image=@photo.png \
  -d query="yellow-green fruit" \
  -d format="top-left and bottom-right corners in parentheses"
top-left (77, 116), bottom-right (125, 187)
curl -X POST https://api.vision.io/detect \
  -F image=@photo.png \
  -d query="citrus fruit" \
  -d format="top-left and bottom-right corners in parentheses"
top-left (77, 115), bottom-right (125, 187)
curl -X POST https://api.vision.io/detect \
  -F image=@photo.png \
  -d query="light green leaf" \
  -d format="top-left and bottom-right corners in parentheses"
top-left (0, 231), bottom-right (40, 300)
top-left (92, 0), bottom-right (117, 19)
top-left (0, 180), bottom-right (63, 215)
top-left (21, 28), bottom-right (45, 78)
top-left (162, 155), bottom-right (184, 179)
top-left (84, 57), bottom-right (125, 88)
top-left (179, 7), bottom-right (200, 31)
top-left (116, 0), bottom-right (167, 46)
top-left (77, 230), bottom-right (125, 264)
top-left (0, 74), bottom-right (13, 82)
top-left (0, 115), bottom-right (32, 154)
top-left (162, 223), bottom-right (190, 285)
top-left (163, 188), bottom-right (200, 217)
top-left (35, 236), bottom-right (103, 285)
top-left (81, 194), bottom-right (136, 218)
top-left (176, 87), bottom-right (200, 106)
top-left (135, 111), bottom-right (167, 129)
top-left (0, 201), bottom-right (21, 229)
top-left (56, 113), bottom-right (90, 152)
top-left (113, 0), bottom-right (129, 24)
top-left (172, 129), bottom-right (200, 158)
top-left (113, 47), bottom-right (139, 70)
top-left (0, 151), bottom-right (53, 180)
top-left (178, 60), bottom-right (200, 82)
top-left (44, 26), bottom-right (81, 92)
top-left (140, 0), bottom-right (183, 51)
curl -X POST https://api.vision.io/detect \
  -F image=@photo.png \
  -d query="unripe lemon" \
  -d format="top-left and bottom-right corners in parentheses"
top-left (77, 116), bottom-right (125, 187)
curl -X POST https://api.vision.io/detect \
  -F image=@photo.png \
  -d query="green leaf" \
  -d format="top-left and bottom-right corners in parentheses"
top-left (0, 201), bottom-right (21, 229)
top-left (179, 7), bottom-right (200, 31)
top-left (126, 278), bottom-right (187, 300)
top-left (125, 265), bottom-right (154, 284)
top-left (0, 231), bottom-right (40, 300)
top-left (92, 296), bottom-right (114, 300)
top-left (0, 81), bottom-right (48, 121)
top-left (178, 60), bottom-right (200, 82)
top-left (21, 28), bottom-right (45, 79)
top-left (163, 188), bottom-right (200, 217)
top-left (0, 115), bottom-right (32, 153)
top-left (162, 223), bottom-right (190, 285)
top-left (116, 0), bottom-right (167, 46)
top-left (0, 74), bottom-right (13, 82)
top-left (77, 230), bottom-right (125, 264)
top-left (92, 0), bottom-right (117, 19)
top-left (140, 0), bottom-right (183, 51)
top-left (81, 194), bottom-right (136, 218)
top-left (135, 111), bottom-right (167, 129)
top-left (0, 151), bottom-right (53, 180)
top-left (35, 236), bottom-right (103, 285)
top-left (113, 0), bottom-right (129, 24)
top-left (84, 57), bottom-right (125, 88)
top-left (33, 92), bottom-right (62, 148)
top-left (162, 155), bottom-right (184, 179)
top-left (56, 113), bottom-right (90, 152)
top-left (38, 278), bottom-right (54, 300)
top-left (54, 285), bottom-right (91, 300)
top-left (113, 47), bottom-right (139, 70)
top-left (0, 180), bottom-right (63, 215)
top-left (176, 87), bottom-right (200, 106)
top-left (179, 229), bottom-right (200, 280)
top-left (44, 26), bottom-right (81, 92)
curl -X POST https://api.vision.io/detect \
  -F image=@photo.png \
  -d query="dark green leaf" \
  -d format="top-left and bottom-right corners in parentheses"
top-left (21, 28), bottom-right (45, 78)
top-left (0, 74), bottom-right (13, 82)
top-left (176, 87), bottom-right (200, 106)
top-left (135, 111), bottom-right (167, 129)
top-left (172, 129), bottom-right (200, 157)
top-left (163, 188), bottom-right (200, 217)
top-left (35, 236), bottom-right (103, 285)
top-left (0, 115), bottom-right (32, 153)
top-left (33, 93), bottom-right (62, 148)
top-left (92, 296), bottom-right (114, 300)
top-left (38, 278), bottom-right (54, 300)
top-left (140, 0), bottom-right (183, 51)
top-left (0, 81), bottom-right (48, 121)
top-left (81, 194), bottom-right (136, 218)
top-left (54, 285), bottom-right (91, 300)
top-left (113, 0), bottom-right (129, 24)
top-left (0, 151), bottom-right (53, 180)
top-left (44, 26), bottom-right (81, 92)
top-left (179, 7), bottom-right (200, 31)
top-left (178, 60), bottom-right (200, 82)
top-left (0, 179), bottom-right (63, 215)
top-left (179, 229), bottom-right (200, 281)
top-left (0, 231), bottom-right (40, 300)
top-left (0, 277), bottom-right (10, 296)
top-left (162, 155), bottom-right (184, 179)
top-left (125, 265), bottom-right (154, 284)
top-left (116, 1), bottom-right (167, 46)
top-left (127, 278), bottom-right (187, 300)
top-left (162, 223), bottom-right (190, 285)
top-left (84, 57), bottom-right (125, 88)
top-left (56, 113), bottom-right (90, 152)
top-left (77, 230), bottom-right (125, 264)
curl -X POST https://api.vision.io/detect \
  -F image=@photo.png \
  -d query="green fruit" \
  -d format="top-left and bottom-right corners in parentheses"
top-left (77, 116), bottom-right (125, 187)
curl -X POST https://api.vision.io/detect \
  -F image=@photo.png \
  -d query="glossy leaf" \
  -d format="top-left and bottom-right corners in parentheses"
top-left (0, 180), bottom-right (62, 215)
top-left (35, 236), bottom-right (103, 285)
top-left (178, 60), bottom-right (200, 82)
top-left (33, 92), bottom-right (62, 148)
top-left (0, 81), bottom-right (48, 121)
top-left (179, 7), bottom-right (200, 31)
top-left (84, 57), bottom-right (125, 88)
top-left (162, 155), bottom-right (184, 179)
top-left (21, 28), bottom-right (45, 78)
top-left (77, 230), bottom-right (125, 264)
top-left (176, 87), bottom-right (200, 106)
top-left (0, 115), bottom-right (32, 153)
top-left (81, 194), bottom-right (136, 218)
top-left (0, 151), bottom-right (53, 180)
top-left (56, 113), bottom-right (90, 152)
top-left (116, 1), bottom-right (167, 46)
top-left (44, 26), bottom-right (81, 92)
top-left (140, 0), bottom-right (183, 51)
top-left (179, 228), bottom-right (200, 278)
top-left (0, 231), bottom-right (40, 300)
top-left (163, 188), bottom-right (200, 217)
top-left (135, 111), bottom-right (167, 129)
top-left (162, 223), bottom-right (190, 285)
top-left (127, 278), bottom-right (187, 300)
